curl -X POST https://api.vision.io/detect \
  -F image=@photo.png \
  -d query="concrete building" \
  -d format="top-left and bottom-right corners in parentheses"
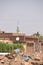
top-left (0, 31), bottom-right (40, 55)
top-left (39, 41), bottom-right (43, 61)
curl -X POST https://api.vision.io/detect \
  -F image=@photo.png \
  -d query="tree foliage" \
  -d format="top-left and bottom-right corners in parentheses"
top-left (32, 32), bottom-right (43, 41)
top-left (0, 42), bottom-right (24, 52)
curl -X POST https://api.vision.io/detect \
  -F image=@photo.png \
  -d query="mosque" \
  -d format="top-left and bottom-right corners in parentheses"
top-left (0, 27), bottom-right (43, 56)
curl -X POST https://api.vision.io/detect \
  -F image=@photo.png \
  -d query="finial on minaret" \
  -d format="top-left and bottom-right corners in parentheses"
top-left (16, 21), bottom-right (20, 33)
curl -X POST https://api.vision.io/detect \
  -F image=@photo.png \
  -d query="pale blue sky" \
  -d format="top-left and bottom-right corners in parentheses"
top-left (0, 0), bottom-right (43, 35)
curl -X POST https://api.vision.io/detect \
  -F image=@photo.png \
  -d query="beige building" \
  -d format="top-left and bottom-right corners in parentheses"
top-left (0, 31), bottom-right (40, 55)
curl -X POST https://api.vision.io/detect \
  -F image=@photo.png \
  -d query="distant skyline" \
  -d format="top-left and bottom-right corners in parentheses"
top-left (0, 0), bottom-right (43, 35)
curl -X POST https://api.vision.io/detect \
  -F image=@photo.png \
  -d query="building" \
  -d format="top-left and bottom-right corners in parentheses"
top-left (0, 31), bottom-right (40, 55)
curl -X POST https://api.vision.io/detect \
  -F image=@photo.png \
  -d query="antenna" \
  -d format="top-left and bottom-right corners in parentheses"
top-left (16, 20), bottom-right (20, 33)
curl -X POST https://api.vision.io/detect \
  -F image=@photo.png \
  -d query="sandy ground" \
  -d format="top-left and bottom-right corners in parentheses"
top-left (0, 53), bottom-right (43, 65)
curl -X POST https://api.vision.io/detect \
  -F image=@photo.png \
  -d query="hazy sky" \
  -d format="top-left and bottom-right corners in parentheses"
top-left (0, 0), bottom-right (43, 35)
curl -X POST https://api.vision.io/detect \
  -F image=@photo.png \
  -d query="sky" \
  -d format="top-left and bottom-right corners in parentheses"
top-left (0, 0), bottom-right (43, 35)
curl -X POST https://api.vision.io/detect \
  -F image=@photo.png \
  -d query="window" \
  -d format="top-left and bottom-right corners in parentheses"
top-left (41, 43), bottom-right (43, 46)
top-left (27, 43), bottom-right (34, 47)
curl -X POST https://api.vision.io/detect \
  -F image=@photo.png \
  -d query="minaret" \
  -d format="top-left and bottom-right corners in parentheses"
top-left (16, 21), bottom-right (20, 33)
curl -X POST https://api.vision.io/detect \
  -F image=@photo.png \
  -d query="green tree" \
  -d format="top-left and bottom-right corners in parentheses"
top-left (33, 32), bottom-right (40, 37)
top-left (32, 32), bottom-right (43, 41)
top-left (0, 42), bottom-right (24, 52)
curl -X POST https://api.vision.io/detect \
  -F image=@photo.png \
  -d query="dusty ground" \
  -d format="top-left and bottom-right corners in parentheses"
top-left (0, 53), bottom-right (43, 65)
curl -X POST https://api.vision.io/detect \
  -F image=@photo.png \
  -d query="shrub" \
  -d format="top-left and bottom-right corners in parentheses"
top-left (0, 42), bottom-right (24, 52)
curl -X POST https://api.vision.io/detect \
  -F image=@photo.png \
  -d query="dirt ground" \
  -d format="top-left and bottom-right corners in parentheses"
top-left (0, 53), bottom-right (43, 65)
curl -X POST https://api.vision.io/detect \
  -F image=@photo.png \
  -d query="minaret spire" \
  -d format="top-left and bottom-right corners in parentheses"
top-left (16, 21), bottom-right (20, 33)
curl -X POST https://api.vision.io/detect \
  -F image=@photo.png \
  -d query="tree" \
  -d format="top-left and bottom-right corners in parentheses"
top-left (32, 32), bottom-right (40, 37)
top-left (0, 42), bottom-right (24, 52)
top-left (39, 35), bottom-right (43, 41)
top-left (32, 32), bottom-right (43, 41)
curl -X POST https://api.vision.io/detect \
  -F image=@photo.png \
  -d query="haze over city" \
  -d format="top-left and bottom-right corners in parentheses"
top-left (0, 0), bottom-right (43, 35)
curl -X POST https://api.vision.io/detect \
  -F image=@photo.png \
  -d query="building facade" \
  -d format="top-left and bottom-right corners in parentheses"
top-left (0, 31), bottom-right (40, 55)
